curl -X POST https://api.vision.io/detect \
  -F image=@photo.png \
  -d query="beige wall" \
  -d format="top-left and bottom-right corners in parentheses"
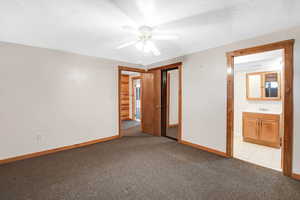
top-left (149, 26), bottom-right (300, 174)
top-left (0, 42), bottom-right (136, 160)
top-left (168, 70), bottom-right (179, 125)
top-left (1, 26), bottom-right (300, 175)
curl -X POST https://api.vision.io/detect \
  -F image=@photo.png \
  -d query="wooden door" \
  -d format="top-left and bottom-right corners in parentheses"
top-left (141, 72), bottom-right (154, 134)
top-left (141, 70), bottom-right (161, 136)
top-left (260, 119), bottom-right (280, 148)
top-left (243, 115), bottom-right (259, 141)
top-left (153, 69), bottom-right (161, 136)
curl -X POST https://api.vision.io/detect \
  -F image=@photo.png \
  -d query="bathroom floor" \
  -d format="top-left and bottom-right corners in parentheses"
top-left (234, 135), bottom-right (282, 171)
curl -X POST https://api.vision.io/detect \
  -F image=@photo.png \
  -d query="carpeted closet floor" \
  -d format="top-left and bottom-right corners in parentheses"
top-left (0, 134), bottom-right (300, 200)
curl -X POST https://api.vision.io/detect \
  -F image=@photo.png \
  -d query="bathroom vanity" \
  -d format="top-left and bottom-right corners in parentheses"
top-left (243, 112), bottom-right (281, 148)
top-left (243, 70), bottom-right (282, 148)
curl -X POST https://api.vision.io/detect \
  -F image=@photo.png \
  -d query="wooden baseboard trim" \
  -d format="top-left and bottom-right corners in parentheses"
top-left (180, 140), bottom-right (228, 158)
top-left (292, 173), bottom-right (300, 181)
top-left (0, 135), bottom-right (119, 165)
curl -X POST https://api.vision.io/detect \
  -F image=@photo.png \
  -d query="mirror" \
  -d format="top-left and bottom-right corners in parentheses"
top-left (264, 72), bottom-right (279, 98)
top-left (246, 71), bottom-right (280, 100)
top-left (247, 74), bottom-right (262, 99)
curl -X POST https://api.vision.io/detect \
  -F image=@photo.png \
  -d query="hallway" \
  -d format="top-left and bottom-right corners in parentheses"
top-left (121, 120), bottom-right (144, 137)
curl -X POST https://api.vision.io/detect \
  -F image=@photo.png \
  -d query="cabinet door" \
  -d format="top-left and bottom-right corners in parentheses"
top-left (243, 117), bottom-right (259, 140)
top-left (260, 119), bottom-right (280, 148)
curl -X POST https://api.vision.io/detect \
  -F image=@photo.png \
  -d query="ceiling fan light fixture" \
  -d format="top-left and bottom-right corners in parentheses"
top-left (118, 25), bottom-right (170, 56)
top-left (143, 41), bottom-right (152, 53)
top-left (135, 40), bottom-right (160, 56)
top-left (135, 41), bottom-right (144, 51)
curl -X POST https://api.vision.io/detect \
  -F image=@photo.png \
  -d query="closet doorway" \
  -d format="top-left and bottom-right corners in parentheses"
top-left (152, 63), bottom-right (182, 141)
top-left (162, 68), bottom-right (180, 140)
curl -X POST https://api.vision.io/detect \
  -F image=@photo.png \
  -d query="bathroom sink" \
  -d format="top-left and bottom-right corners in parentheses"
top-left (244, 109), bottom-right (282, 115)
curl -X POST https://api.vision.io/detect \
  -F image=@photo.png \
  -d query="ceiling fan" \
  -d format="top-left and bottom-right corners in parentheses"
top-left (117, 25), bottom-right (179, 56)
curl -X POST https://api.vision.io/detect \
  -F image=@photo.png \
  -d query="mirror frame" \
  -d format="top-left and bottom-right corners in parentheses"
top-left (246, 71), bottom-right (281, 101)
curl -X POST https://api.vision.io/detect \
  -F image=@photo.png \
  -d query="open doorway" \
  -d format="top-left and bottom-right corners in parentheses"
top-left (159, 64), bottom-right (182, 141)
top-left (233, 49), bottom-right (283, 171)
top-left (226, 40), bottom-right (294, 177)
top-left (118, 67), bottom-right (145, 137)
top-left (132, 77), bottom-right (141, 122)
top-left (164, 69), bottom-right (179, 140)
top-left (118, 63), bottom-right (182, 141)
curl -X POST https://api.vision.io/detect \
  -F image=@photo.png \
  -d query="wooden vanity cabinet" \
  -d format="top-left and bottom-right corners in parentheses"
top-left (243, 112), bottom-right (280, 148)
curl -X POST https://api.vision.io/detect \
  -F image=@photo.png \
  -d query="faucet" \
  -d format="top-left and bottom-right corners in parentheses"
top-left (259, 108), bottom-right (269, 112)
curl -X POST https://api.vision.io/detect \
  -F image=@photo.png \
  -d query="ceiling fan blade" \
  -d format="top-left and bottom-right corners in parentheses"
top-left (116, 41), bottom-right (136, 49)
top-left (122, 25), bottom-right (138, 34)
top-left (152, 35), bottom-right (179, 40)
top-left (147, 41), bottom-right (161, 56)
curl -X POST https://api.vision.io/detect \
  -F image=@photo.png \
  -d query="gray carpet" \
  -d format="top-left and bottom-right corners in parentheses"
top-left (121, 120), bottom-right (141, 130)
top-left (122, 125), bottom-right (147, 137)
top-left (121, 120), bottom-right (145, 137)
top-left (0, 134), bottom-right (300, 200)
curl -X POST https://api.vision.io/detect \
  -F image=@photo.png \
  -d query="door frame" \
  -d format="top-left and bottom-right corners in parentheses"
top-left (226, 39), bottom-right (294, 177)
top-left (131, 76), bottom-right (142, 121)
top-left (118, 66), bottom-right (146, 137)
top-left (148, 62), bottom-right (183, 142)
top-left (166, 72), bottom-right (171, 128)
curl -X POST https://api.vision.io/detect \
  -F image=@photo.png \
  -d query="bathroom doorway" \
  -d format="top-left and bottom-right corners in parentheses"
top-left (233, 49), bottom-right (283, 171)
top-left (226, 40), bottom-right (294, 177)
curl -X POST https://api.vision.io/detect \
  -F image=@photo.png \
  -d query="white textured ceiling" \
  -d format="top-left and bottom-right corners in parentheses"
top-left (0, 0), bottom-right (300, 65)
